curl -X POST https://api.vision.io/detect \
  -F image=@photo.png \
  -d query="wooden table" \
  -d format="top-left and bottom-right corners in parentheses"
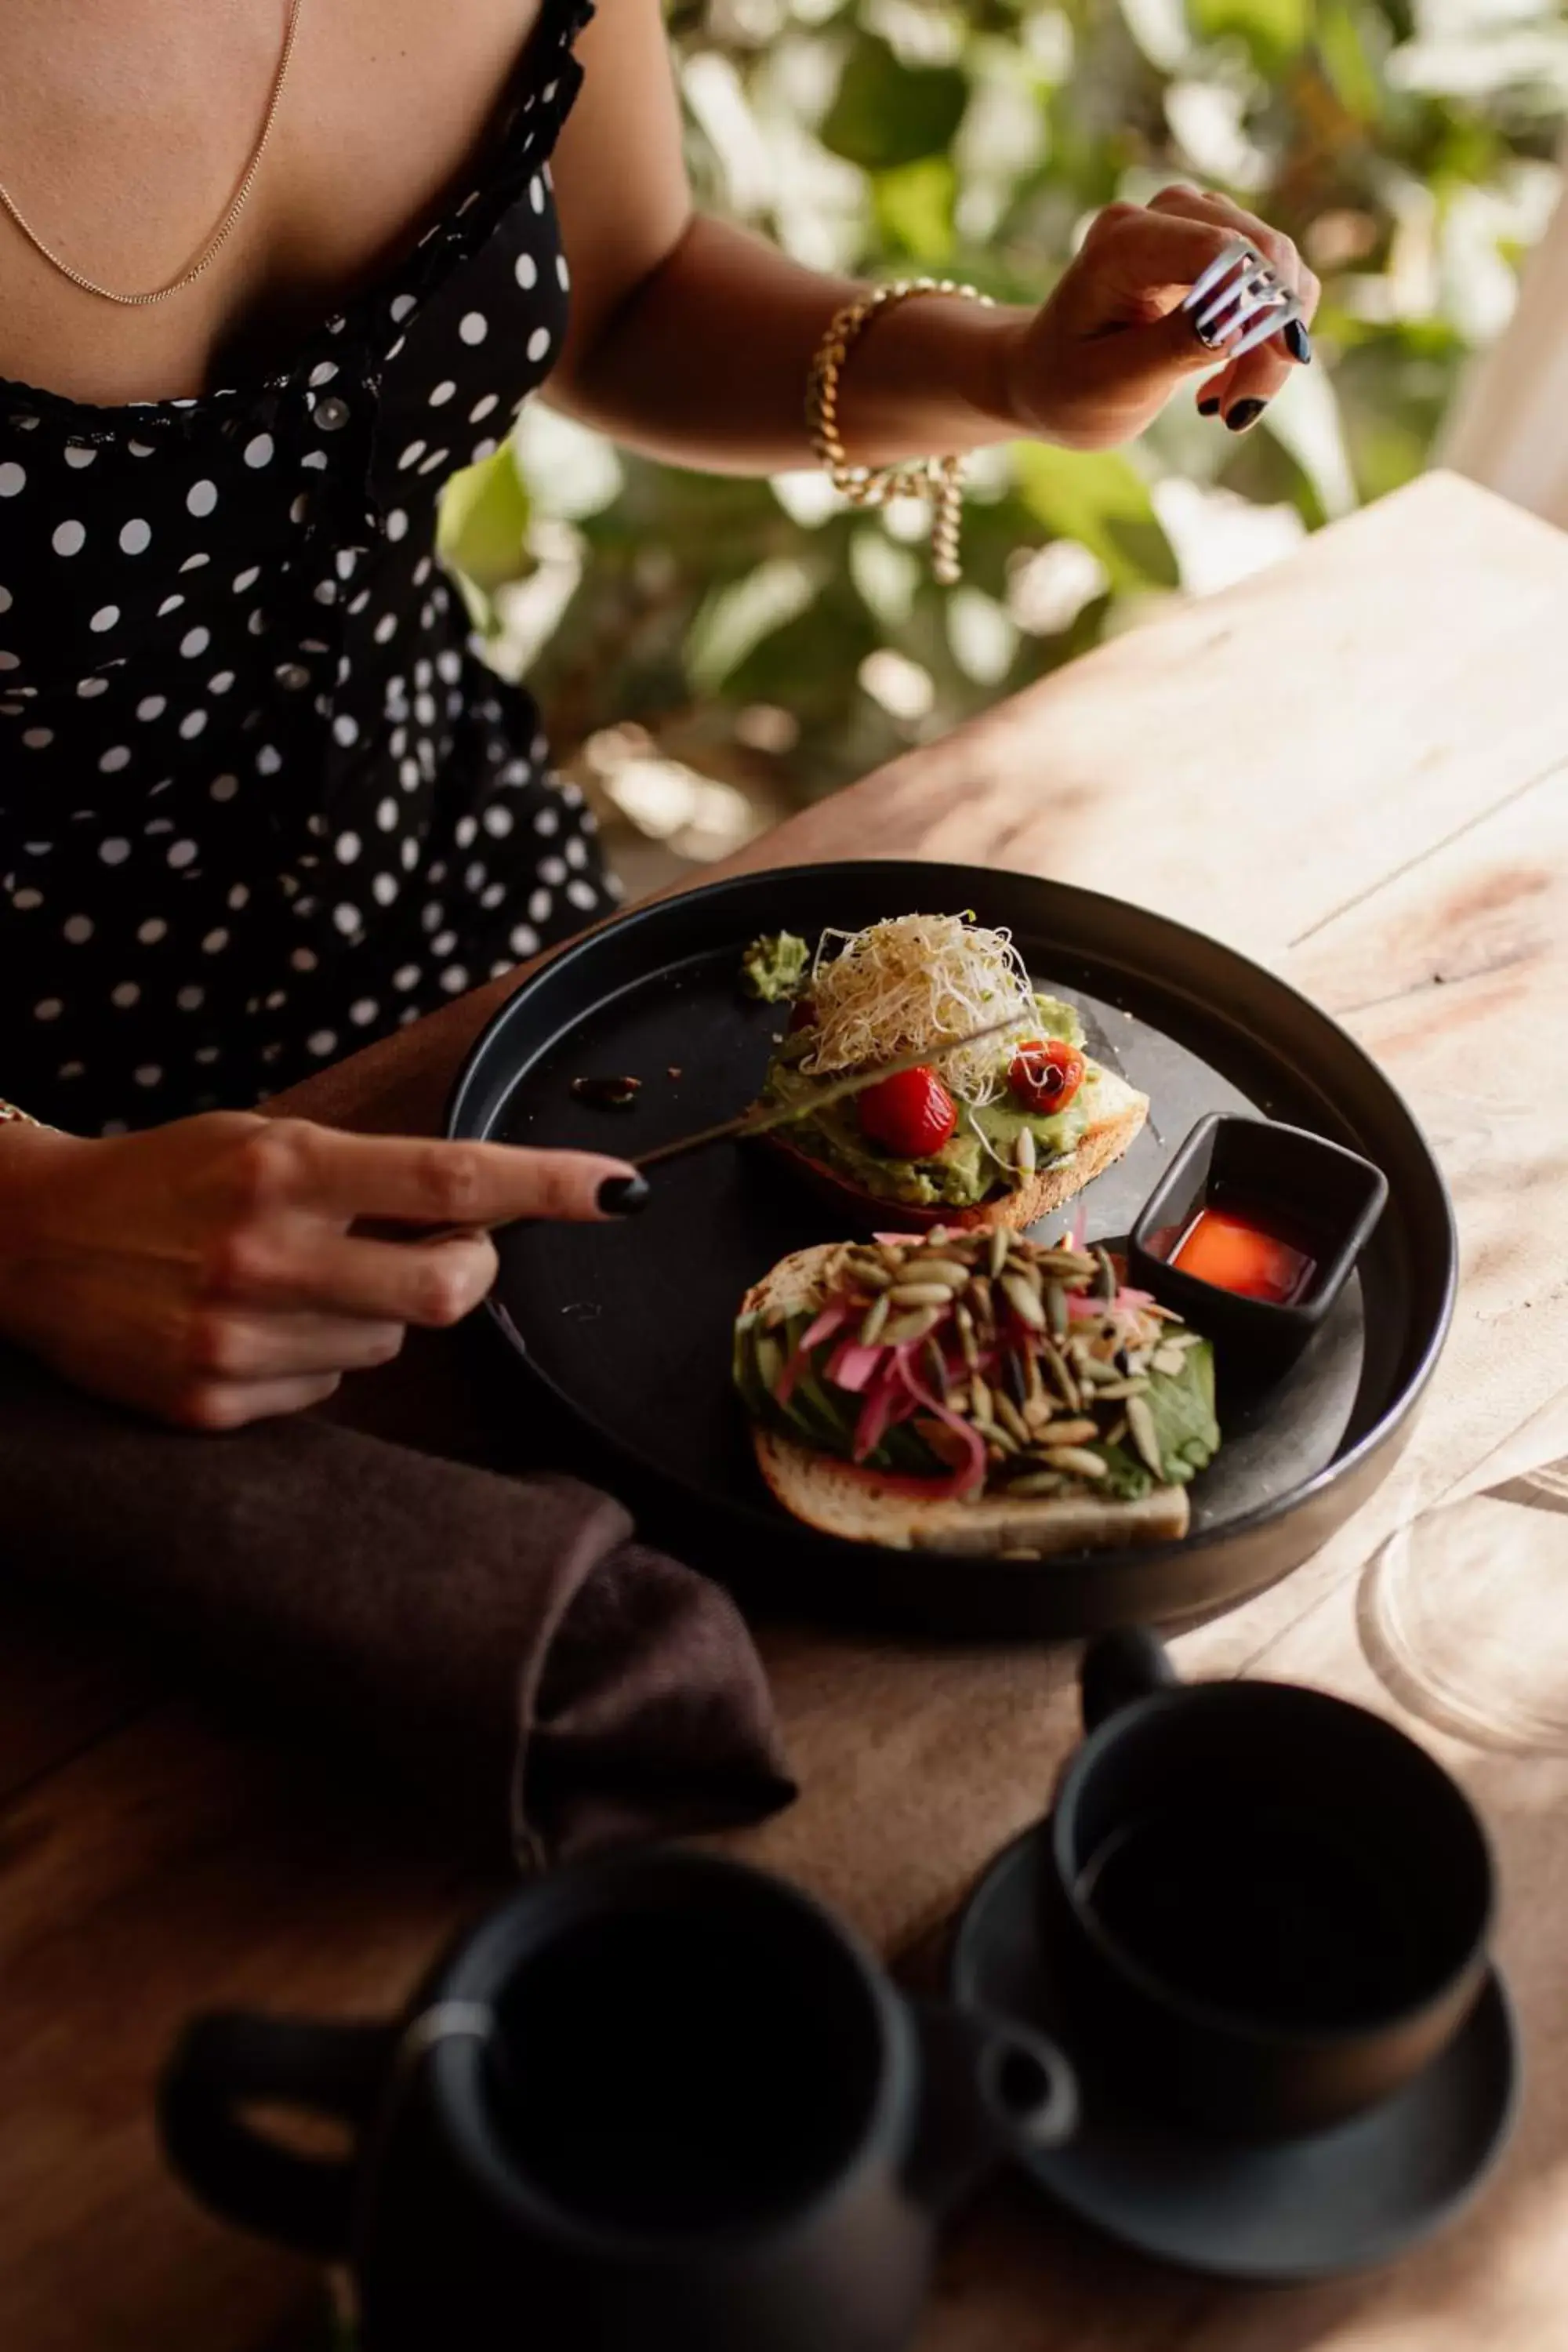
top-left (5, 471), bottom-right (1568, 2351)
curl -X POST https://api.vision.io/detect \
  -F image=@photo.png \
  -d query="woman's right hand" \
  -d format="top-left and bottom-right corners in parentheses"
top-left (0, 1114), bottom-right (646, 1430)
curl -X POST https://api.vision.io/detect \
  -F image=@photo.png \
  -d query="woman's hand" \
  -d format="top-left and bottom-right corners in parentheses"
top-left (0, 1115), bottom-right (646, 1431)
top-left (1003, 184), bottom-right (1320, 450)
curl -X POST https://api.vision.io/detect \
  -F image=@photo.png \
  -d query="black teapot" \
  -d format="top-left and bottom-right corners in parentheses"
top-left (160, 1847), bottom-right (1076, 2351)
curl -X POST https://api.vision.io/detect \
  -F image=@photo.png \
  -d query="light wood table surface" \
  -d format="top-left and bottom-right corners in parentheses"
top-left (4, 471), bottom-right (1567, 2352)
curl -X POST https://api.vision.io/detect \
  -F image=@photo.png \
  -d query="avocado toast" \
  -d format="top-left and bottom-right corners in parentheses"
top-left (733, 1227), bottom-right (1220, 1556)
top-left (742, 914), bottom-right (1147, 1230)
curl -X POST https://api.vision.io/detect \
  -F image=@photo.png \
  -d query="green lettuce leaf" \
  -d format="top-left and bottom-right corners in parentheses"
top-left (1095, 1441), bottom-right (1155, 1503)
top-left (1141, 1338), bottom-right (1221, 1484)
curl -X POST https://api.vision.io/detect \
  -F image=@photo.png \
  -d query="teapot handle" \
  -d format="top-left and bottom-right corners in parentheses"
top-left (158, 2012), bottom-right (397, 2258)
top-left (1080, 1627), bottom-right (1179, 1733)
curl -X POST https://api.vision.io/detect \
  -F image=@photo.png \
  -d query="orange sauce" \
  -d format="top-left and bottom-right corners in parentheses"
top-left (1171, 1205), bottom-right (1316, 1305)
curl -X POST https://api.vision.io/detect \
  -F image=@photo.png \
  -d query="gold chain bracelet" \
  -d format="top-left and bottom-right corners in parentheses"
top-left (806, 278), bottom-right (994, 587)
top-left (0, 1098), bottom-right (44, 1127)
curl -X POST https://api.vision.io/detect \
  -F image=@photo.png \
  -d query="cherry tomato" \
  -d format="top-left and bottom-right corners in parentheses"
top-left (1008, 1038), bottom-right (1086, 1115)
top-left (858, 1066), bottom-right (958, 1158)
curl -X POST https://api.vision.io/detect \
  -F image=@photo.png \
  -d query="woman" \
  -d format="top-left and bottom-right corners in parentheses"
top-left (0, 0), bottom-right (1316, 1431)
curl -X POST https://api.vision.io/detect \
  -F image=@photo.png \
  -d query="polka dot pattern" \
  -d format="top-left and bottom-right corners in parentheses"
top-left (1, 6), bottom-right (609, 1137)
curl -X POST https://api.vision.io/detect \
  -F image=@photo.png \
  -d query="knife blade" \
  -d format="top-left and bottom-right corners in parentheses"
top-left (632, 1012), bottom-right (1022, 1172)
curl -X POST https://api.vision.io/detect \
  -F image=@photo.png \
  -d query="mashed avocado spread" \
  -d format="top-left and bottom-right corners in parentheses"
top-left (741, 931), bottom-right (811, 1003)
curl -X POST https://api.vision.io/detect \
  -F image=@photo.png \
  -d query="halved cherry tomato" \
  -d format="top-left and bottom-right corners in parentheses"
top-left (1008, 1038), bottom-right (1086, 1115)
top-left (858, 1066), bottom-right (958, 1158)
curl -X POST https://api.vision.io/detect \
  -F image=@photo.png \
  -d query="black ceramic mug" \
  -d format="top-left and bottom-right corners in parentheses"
top-left (159, 1848), bottom-right (1076, 2352)
top-left (1046, 1630), bottom-right (1494, 2140)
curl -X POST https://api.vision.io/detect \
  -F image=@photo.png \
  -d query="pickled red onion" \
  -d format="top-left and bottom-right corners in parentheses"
top-left (775, 1299), bottom-right (852, 1403)
top-left (852, 1359), bottom-right (906, 1461)
top-left (893, 1351), bottom-right (986, 1497)
top-left (827, 1338), bottom-right (887, 1393)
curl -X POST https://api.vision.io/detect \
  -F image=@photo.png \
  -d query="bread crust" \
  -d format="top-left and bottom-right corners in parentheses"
top-left (751, 1425), bottom-right (1189, 1555)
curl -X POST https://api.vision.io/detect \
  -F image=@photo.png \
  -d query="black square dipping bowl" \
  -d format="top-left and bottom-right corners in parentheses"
top-left (1128, 1114), bottom-right (1390, 1392)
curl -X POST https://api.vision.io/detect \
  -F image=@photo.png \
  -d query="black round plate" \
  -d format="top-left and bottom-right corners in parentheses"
top-left (446, 861), bottom-right (1455, 1635)
top-left (949, 1824), bottom-right (1519, 2281)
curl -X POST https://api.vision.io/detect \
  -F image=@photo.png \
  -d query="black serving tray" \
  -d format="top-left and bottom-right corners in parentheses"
top-left (446, 862), bottom-right (1455, 1636)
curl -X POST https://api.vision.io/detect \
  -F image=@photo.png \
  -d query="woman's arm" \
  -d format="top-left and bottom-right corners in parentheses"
top-left (546, 0), bottom-right (1319, 462)
top-left (546, 2), bottom-right (1018, 472)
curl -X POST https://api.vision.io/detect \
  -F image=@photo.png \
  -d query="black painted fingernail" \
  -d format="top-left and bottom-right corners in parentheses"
top-left (597, 1173), bottom-right (649, 1216)
top-left (1283, 318), bottom-right (1312, 365)
top-left (1225, 398), bottom-right (1267, 433)
top-left (1197, 395), bottom-right (1221, 416)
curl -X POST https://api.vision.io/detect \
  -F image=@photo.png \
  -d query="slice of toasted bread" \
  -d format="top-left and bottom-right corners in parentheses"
top-left (741, 1243), bottom-right (1189, 1559)
top-left (760, 1064), bottom-right (1149, 1233)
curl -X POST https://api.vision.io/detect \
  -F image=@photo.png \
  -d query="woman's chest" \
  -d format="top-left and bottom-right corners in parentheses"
top-left (0, 0), bottom-right (550, 408)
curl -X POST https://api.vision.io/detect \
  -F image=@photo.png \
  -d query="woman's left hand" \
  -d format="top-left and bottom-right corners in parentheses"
top-left (1002, 184), bottom-right (1319, 450)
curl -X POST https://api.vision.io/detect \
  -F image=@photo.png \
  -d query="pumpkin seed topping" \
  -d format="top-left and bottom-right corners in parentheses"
top-left (994, 1392), bottom-right (1033, 1448)
top-left (883, 1305), bottom-right (942, 1346)
top-left (1127, 1393), bottom-right (1165, 1480)
top-left (1000, 1273), bottom-right (1047, 1330)
top-left (858, 1293), bottom-right (891, 1346)
top-left (1044, 1445), bottom-right (1109, 1479)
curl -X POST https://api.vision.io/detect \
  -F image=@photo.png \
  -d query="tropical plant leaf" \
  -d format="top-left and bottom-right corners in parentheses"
top-left (822, 34), bottom-right (969, 172)
top-left (686, 558), bottom-right (819, 695)
top-left (1190, 0), bottom-right (1311, 74)
top-left (1010, 445), bottom-right (1180, 592)
top-left (1316, 0), bottom-right (1384, 122)
top-left (437, 446), bottom-right (532, 597)
top-left (873, 157), bottom-right (958, 263)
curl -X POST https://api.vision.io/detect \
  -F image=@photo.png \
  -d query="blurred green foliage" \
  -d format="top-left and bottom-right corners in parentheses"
top-left (443, 0), bottom-right (1564, 824)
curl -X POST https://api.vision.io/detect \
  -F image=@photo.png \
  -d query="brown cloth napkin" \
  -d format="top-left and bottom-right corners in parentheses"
top-left (0, 1348), bottom-right (795, 1866)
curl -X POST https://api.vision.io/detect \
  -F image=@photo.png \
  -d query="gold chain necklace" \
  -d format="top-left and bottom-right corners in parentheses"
top-left (0, 0), bottom-right (305, 308)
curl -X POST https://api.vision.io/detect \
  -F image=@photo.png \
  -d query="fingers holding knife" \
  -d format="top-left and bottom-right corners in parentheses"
top-left (412, 1014), bottom-right (1022, 1246)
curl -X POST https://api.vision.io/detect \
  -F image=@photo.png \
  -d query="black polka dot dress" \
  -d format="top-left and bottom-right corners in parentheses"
top-left (0, 0), bottom-right (616, 1137)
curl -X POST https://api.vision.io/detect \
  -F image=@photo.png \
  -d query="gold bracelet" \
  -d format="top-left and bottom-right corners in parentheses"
top-left (0, 1098), bottom-right (45, 1127)
top-left (806, 278), bottom-right (994, 587)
